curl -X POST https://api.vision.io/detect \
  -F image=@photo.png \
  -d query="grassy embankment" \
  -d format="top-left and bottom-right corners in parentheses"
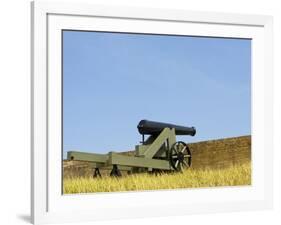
top-left (63, 163), bottom-right (251, 194)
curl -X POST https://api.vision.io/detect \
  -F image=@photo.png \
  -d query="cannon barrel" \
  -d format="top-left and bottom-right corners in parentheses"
top-left (137, 120), bottom-right (196, 136)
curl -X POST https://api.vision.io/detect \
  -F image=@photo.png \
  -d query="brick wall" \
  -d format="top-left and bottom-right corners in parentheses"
top-left (189, 135), bottom-right (251, 169)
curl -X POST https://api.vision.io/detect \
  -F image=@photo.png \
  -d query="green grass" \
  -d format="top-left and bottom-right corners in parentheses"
top-left (63, 163), bottom-right (251, 194)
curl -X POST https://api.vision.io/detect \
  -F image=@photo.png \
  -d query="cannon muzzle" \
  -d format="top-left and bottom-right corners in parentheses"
top-left (137, 120), bottom-right (196, 136)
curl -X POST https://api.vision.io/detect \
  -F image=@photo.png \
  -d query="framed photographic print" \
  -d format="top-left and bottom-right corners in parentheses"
top-left (31, 1), bottom-right (273, 224)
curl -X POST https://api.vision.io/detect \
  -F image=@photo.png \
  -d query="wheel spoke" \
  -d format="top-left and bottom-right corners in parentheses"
top-left (184, 154), bottom-right (191, 158)
top-left (180, 146), bottom-right (187, 153)
top-left (182, 160), bottom-right (189, 168)
top-left (179, 163), bottom-right (183, 171)
top-left (175, 160), bottom-right (179, 168)
top-left (172, 155), bottom-right (178, 159)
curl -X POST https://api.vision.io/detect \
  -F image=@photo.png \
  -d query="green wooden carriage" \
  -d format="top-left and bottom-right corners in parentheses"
top-left (67, 120), bottom-right (196, 177)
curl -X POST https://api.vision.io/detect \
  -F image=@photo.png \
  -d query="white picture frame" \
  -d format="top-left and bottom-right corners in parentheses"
top-left (31, 1), bottom-right (273, 224)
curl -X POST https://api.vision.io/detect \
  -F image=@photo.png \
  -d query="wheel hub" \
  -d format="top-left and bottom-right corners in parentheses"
top-left (177, 152), bottom-right (185, 162)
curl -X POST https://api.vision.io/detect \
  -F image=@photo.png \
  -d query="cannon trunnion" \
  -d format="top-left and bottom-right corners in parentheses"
top-left (67, 120), bottom-right (196, 177)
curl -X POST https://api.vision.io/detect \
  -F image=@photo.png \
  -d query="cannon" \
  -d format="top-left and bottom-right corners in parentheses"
top-left (67, 120), bottom-right (196, 177)
top-left (138, 120), bottom-right (196, 136)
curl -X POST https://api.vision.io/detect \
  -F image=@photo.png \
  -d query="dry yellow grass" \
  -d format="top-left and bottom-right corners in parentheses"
top-left (63, 163), bottom-right (251, 194)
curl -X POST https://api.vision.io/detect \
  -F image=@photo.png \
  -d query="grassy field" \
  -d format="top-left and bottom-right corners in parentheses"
top-left (63, 163), bottom-right (251, 194)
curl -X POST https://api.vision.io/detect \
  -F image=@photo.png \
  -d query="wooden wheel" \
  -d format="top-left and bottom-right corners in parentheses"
top-left (169, 141), bottom-right (191, 171)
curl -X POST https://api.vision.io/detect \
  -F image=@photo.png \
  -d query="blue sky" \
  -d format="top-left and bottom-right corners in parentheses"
top-left (63, 30), bottom-right (251, 155)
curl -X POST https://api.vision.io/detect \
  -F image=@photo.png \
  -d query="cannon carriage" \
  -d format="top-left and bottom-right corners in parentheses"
top-left (67, 120), bottom-right (196, 177)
